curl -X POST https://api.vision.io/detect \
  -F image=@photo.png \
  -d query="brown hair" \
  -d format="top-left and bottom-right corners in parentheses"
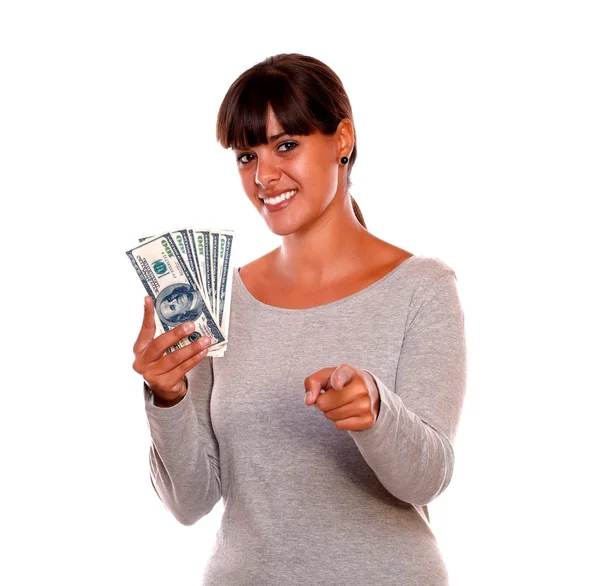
top-left (216, 53), bottom-right (366, 229)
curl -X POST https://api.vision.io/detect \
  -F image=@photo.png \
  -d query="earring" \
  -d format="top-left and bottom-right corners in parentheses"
top-left (341, 156), bottom-right (348, 165)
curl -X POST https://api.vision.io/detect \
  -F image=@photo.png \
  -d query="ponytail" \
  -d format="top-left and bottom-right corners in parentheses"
top-left (350, 195), bottom-right (366, 229)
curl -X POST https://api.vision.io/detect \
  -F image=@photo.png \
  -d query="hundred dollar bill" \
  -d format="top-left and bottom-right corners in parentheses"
top-left (140, 229), bottom-right (201, 291)
top-left (135, 228), bottom-right (235, 357)
top-left (127, 233), bottom-right (226, 354)
top-left (139, 230), bottom-right (202, 340)
top-left (216, 229), bottom-right (234, 327)
top-left (186, 229), bottom-right (208, 303)
top-left (211, 230), bottom-right (220, 313)
top-left (203, 229), bottom-right (234, 357)
top-left (170, 228), bottom-right (201, 287)
top-left (137, 234), bottom-right (169, 338)
top-left (193, 230), bottom-right (214, 316)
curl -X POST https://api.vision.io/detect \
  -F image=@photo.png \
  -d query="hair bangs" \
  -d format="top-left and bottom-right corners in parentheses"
top-left (217, 72), bottom-right (319, 151)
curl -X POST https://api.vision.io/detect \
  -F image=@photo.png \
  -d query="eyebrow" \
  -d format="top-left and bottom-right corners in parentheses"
top-left (234, 131), bottom-right (290, 151)
top-left (268, 131), bottom-right (289, 142)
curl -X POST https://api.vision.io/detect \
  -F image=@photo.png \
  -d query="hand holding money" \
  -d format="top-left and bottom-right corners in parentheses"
top-left (132, 296), bottom-right (212, 407)
top-left (126, 228), bottom-right (234, 357)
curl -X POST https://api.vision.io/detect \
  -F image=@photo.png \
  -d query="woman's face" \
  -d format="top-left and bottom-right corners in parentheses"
top-left (233, 107), bottom-right (350, 236)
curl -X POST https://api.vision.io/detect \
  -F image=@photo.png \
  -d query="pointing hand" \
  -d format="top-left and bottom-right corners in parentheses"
top-left (304, 363), bottom-right (381, 431)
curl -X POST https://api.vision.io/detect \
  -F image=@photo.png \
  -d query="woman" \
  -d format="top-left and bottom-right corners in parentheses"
top-left (133, 53), bottom-right (467, 585)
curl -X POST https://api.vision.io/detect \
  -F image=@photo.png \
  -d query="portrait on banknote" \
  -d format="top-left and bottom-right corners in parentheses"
top-left (155, 283), bottom-right (203, 326)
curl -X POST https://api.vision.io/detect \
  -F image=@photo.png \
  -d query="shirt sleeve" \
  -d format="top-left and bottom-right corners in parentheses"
top-left (143, 356), bottom-right (222, 525)
top-left (347, 270), bottom-right (468, 506)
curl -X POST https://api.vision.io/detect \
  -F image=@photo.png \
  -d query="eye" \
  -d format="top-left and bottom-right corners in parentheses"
top-left (278, 140), bottom-right (298, 152)
top-left (236, 141), bottom-right (298, 165)
top-left (237, 153), bottom-right (254, 165)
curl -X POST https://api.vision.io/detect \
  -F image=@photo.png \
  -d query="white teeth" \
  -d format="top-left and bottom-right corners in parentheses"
top-left (263, 190), bottom-right (297, 205)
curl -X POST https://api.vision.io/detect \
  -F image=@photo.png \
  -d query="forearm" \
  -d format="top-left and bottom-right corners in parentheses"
top-left (144, 382), bottom-right (221, 525)
top-left (348, 371), bottom-right (454, 506)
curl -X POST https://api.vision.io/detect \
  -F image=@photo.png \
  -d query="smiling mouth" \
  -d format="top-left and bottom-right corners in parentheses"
top-left (261, 189), bottom-right (298, 205)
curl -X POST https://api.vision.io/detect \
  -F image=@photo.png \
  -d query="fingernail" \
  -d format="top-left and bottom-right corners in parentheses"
top-left (200, 336), bottom-right (211, 347)
top-left (184, 323), bottom-right (194, 333)
top-left (304, 393), bottom-right (311, 405)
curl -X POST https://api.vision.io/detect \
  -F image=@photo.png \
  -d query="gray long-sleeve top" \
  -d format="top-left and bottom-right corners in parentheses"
top-left (143, 254), bottom-right (468, 585)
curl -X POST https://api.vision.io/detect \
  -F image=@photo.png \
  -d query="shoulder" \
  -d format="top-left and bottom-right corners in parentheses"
top-left (394, 254), bottom-right (456, 287)
top-left (365, 237), bottom-right (455, 292)
top-left (399, 255), bottom-right (460, 312)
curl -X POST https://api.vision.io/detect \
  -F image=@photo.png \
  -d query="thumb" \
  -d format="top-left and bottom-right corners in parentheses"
top-left (329, 364), bottom-right (357, 390)
top-left (133, 296), bottom-right (157, 353)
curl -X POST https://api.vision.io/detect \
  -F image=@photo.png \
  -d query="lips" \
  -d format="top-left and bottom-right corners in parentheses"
top-left (259, 188), bottom-right (297, 201)
top-left (261, 189), bottom-right (298, 205)
top-left (261, 189), bottom-right (298, 212)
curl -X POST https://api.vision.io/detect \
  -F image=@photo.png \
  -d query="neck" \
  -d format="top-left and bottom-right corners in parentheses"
top-left (275, 193), bottom-right (371, 286)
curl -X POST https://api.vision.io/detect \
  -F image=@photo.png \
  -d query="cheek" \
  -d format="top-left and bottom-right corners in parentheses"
top-left (289, 156), bottom-right (329, 190)
top-left (298, 157), bottom-right (338, 199)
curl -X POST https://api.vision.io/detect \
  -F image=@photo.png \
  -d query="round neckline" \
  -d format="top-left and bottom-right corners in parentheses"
top-left (234, 254), bottom-right (420, 314)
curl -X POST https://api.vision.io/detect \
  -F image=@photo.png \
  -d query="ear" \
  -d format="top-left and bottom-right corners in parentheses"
top-left (336, 118), bottom-right (355, 159)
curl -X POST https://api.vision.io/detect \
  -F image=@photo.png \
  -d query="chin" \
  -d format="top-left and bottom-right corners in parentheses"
top-left (265, 223), bottom-right (301, 237)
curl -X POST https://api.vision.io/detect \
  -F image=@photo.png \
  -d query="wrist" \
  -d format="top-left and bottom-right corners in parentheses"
top-left (146, 376), bottom-right (188, 408)
top-left (153, 393), bottom-right (186, 408)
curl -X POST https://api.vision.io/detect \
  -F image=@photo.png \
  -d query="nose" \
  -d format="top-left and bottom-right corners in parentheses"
top-left (254, 153), bottom-right (281, 188)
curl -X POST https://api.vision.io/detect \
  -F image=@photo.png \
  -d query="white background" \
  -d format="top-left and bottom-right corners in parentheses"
top-left (1, 1), bottom-right (598, 584)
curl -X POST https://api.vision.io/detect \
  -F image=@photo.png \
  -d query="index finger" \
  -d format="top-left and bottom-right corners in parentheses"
top-left (133, 296), bottom-right (158, 354)
top-left (304, 367), bottom-right (333, 392)
top-left (304, 364), bottom-right (359, 406)
top-left (143, 321), bottom-right (199, 364)
top-left (304, 367), bottom-right (335, 405)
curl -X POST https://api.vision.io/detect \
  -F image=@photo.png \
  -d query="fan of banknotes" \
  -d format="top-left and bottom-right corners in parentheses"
top-left (126, 228), bottom-right (234, 357)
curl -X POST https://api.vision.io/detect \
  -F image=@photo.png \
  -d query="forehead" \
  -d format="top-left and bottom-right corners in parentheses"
top-left (262, 107), bottom-right (286, 141)
top-left (265, 107), bottom-right (282, 132)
